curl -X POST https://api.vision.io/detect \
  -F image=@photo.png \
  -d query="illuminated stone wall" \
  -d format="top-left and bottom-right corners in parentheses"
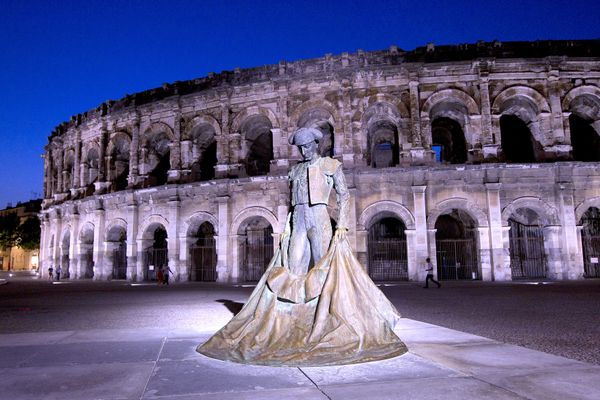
top-left (40, 40), bottom-right (600, 282)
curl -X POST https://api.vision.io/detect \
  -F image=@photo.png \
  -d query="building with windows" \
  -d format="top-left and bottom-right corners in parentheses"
top-left (40, 40), bottom-right (600, 282)
top-left (0, 199), bottom-right (42, 272)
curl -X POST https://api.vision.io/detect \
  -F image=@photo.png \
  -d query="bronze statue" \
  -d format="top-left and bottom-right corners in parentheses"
top-left (197, 127), bottom-right (407, 366)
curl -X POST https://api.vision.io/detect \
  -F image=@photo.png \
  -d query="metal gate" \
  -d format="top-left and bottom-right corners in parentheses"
top-left (190, 238), bottom-right (217, 282)
top-left (368, 238), bottom-right (408, 280)
top-left (241, 229), bottom-right (273, 282)
top-left (509, 220), bottom-right (546, 279)
top-left (582, 235), bottom-right (600, 278)
top-left (436, 239), bottom-right (479, 280)
top-left (143, 247), bottom-right (168, 281)
top-left (112, 243), bottom-right (127, 280)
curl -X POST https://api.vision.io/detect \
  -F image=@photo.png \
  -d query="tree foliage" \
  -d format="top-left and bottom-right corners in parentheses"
top-left (0, 213), bottom-right (40, 250)
top-left (0, 213), bottom-right (20, 250)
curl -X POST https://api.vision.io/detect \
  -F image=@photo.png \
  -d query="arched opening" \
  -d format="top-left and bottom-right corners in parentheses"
top-left (143, 225), bottom-right (168, 281)
top-left (242, 115), bottom-right (273, 177)
top-left (108, 136), bottom-right (130, 192)
top-left (435, 210), bottom-right (479, 280)
top-left (500, 115), bottom-right (538, 163)
top-left (79, 227), bottom-right (94, 279)
top-left (189, 124), bottom-right (217, 182)
top-left (570, 115), bottom-right (600, 161)
top-left (580, 207), bottom-right (600, 278)
top-left (367, 215), bottom-right (408, 281)
top-left (297, 108), bottom-right (335, 157)
top-left (189, 222), bottom-right (217, 281)
top-left (431, 117), bottom-right (467, 164)
top-left (508, 208), bottom-right (547, 279)
top-left (143, 132), bottom-right (171, 187)
top-left (61, 231), bottom-right (70, 279)
top-left (238, 217), bottom-right (273, 281)
top-left (369, 120), bottom-right (399, 168)
top-left (84, 148), bottom-right (99, 196)
top-left (107, 225), bottom-right (127, 280)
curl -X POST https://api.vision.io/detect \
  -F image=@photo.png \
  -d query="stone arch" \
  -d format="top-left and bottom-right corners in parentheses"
top-left (364, 93), bottom-right (410, 119)
top-left (78, 222), bottom-right (95, 244)
top-left (106, 218), bottom-right (127, 241)
top-left (492, 85), bottom-right (551, 116)
top-left (291, 99), bottom-right (341, 128)
top-left (562, 85), bottom-right (600, 114)
top-left (183, 114), bottom-right (222, 139)
top-left (142, 121), bottom-right (175, 142)
top-left (184, 211), bottom-right (219, 237)
top-left (138, 215), bottom-right (170, 241)
top-left (63, 148), bottom-right (76, 191)
top-left (427, 198), bottom-right (489, 229)
top-left (231, 206), bottom-right (279, 236)
top-left (231, 106), bottom-right (279, 133)
top-left (575, 197), bottom-right (600, 223)
top-left (358, 200), bottom-right (416, 230)
top-left (422, 88), bottom-right (480, 118)
top-left (501, 197), bottom-right (560, 226)
top-left (82, 143), bottom-right (100, 189)
top-left (361, 101), bottom-right (404, 167)
top-left (236, 111), bottom-right (275, 176)
top-left (183, 115), bottom-right (219, 181)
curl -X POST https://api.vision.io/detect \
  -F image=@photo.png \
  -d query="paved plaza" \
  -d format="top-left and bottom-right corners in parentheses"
top-left (0, 275), bottom-right (599, 399)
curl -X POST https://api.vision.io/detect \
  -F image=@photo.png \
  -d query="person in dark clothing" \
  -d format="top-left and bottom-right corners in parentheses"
top-left (423, 258), bottom-right (441, 288)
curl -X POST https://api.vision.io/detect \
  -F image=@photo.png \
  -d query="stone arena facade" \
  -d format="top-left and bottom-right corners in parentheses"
top-left (40, 40), bottom-right (600, 283)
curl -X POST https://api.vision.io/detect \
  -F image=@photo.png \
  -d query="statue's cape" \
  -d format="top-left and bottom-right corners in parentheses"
top-left (196, 234), bottom-right (407, 366)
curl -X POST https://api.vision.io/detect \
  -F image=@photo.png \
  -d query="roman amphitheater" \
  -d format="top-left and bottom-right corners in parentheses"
top-left (40, 40), bottom-right (600, 283)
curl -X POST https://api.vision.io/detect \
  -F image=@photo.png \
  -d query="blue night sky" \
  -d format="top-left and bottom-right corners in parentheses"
top-left (0, 0), bottom-right (598, 208)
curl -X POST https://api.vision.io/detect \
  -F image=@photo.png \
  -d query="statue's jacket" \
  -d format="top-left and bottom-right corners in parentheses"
top-left (288, 156), bottom-right (350, 229)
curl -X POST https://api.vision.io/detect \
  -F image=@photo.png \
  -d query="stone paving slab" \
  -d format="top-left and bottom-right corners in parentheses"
top-left (144, 357), bottom-right (312, 398)
top-left (1, 318), bottom-right (599, 399)
top-left (0, 362), bottom-right (155, 400)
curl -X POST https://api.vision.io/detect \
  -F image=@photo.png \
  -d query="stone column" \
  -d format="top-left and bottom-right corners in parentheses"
top-left (56, 153), bottom-right (64, 193)
top-left (548, 71), bottom-right (566, 142)
top-left (215, 105), bottom-right (230, 179)
top-left (427, 229), bottom-right (439, 280)
top-left (167, 196), bottom-right (181, 280)
top-left (93, 204), bottom-right (106, 280)
top-left (50, 211), bottom-right (62, 270)
top-left (411, 186), bottom-right (429, 281)
top-left (543, 225), bottom-right (562, 280)
top-left (68, 212), bottom-right (78, 279)
top-left (557, 182), bottom-right (584, 279)
top-left (97, 127), bottom-right (107, 186)
top-left (501, 226), bottom-right (512, 279)
top-left (409, 80), bottom-right (422, 146)
top-left (126, 196), bottom-right (138, 281)
top-left (168, 114), bottom-right (182, 183)
top-left (216, 196), bottom-right (230, 282)
top-left (128, 118), bottom-right (140, 187)
top-left (477, 227), bottom-right (492, 281)
top-left (485, 183), bottom-right (509, 280)
top-left (74, 132), bottom-right (81, 188)
top-left (269, 128), bottom-right (288, 173)
top-left (479, 76), bottom-right (494, 146)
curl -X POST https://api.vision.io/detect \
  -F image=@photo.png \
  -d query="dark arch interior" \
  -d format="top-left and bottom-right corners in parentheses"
top-left (367, 216), bottom-right (408, 281)
top-left (195, 222), bottom-right (215, 245)
top-left (153, 227), bottom-right (168, 249)
top-left (191, 141), bottom-right (217, 181)
top-left (369, 217), bottom-right (407, 240)
top-left (369, 120), bottom-right (399, 168)
top-left (240, 217), bottom-right (273, 281)
top-left (434, 211), bottom-right (476, 239)
top-left (570, 114), bottom-right (600, 161)
top-left (500, 115), bottom-right (537, 163)
top-left (431, 117), bottom-right (467, 164)
top-left (316, 121), bottom-right (335, 157)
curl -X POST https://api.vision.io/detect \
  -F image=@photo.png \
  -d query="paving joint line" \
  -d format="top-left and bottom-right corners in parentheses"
top-left (139, 336), bottom-right (167, 400)
top-left (298, 367), bottom-right (332, 400)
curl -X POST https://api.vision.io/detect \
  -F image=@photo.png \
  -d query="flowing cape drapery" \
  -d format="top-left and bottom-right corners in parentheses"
top-left (197, 233), bottom-right (408, 366)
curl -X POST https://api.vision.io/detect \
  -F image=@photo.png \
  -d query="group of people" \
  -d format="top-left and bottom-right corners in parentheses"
top-left (156, 266), bottom-right (173, 285)
top-left (47, 265), bottom-right (62, 281)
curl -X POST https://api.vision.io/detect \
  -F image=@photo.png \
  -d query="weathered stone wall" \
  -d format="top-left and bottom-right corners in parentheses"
top-left (40, 40), bottom-right (600, 282)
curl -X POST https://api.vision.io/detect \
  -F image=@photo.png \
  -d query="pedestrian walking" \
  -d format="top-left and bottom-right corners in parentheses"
top-left (48, 266), bottom-right (54, 280)
top-left (55, 265), bottom-right (62, 281)
top-left (163, 266), bottom-right (173, 285)
top-left (423, 258), bottom-right (441, 288)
